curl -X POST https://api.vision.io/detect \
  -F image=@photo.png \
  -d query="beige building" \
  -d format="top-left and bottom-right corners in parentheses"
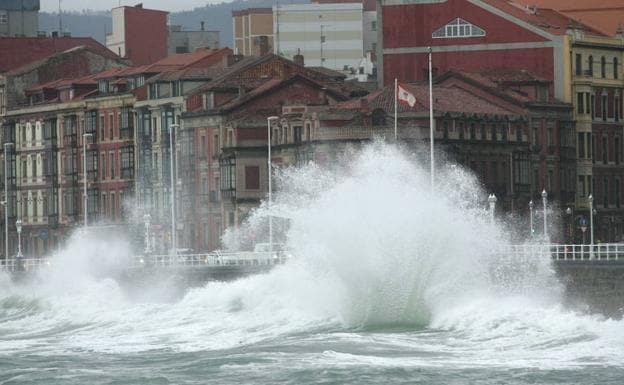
top-left (232, 8), bottom-right (274, 56)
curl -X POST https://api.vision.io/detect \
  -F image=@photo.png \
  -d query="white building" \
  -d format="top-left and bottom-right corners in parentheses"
top-left (273, 3), bottom-right (375, 72)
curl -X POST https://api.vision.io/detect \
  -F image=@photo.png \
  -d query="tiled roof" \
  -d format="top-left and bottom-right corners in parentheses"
top-left (0, 37), bottom-right (119, 73)
top-left (26, 73), bottom-right (98, 93)
top-left (482, 0), bottom-right (605, 36)
top-left (336, 82), bottom-right (517, 115)
top-left (511, 0), bottom-right (624, 36)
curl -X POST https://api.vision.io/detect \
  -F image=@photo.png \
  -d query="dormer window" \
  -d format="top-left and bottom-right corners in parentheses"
top-left (98, 80), bottom-right (109, 93)
top-left (432, 18), bottom-right (485, 38)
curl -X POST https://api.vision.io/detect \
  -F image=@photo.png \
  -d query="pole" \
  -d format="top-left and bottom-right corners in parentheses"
top-left (4, 143), bottom-right (13, 260)
top-left (267, 117), bottom-right (278, 256)
top-left (428, 47), bottom-right (435, 192)
top-left (170, 123), bottom-right (178, 256)
top-left (529, 200), bottom-right (534, 238)
top-left (542, 190), bottom-right (548, 240)
top-left (589, 194), bottom-right (594, 252)
top-left (83, 133), bottom-right (92, 229)
top-left (488, 194), bottom-right (497, 224)
top-left (16, 220), bottom-right (22, 258)
top-left (394, 78), bottom-right (397, 141)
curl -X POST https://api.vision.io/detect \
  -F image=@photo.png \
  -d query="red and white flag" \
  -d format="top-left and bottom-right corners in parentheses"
top-left (397, 83), bottom-right (416, 108)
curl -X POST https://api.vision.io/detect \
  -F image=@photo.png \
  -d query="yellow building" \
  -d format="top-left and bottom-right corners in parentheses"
top-left (232, 8), bottom-right (274, 57)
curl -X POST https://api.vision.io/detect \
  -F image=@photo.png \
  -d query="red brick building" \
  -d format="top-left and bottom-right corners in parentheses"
top-left (377, 0), bottom-right (596, 99)
top-left (106, 4), bottom-right (169, 65)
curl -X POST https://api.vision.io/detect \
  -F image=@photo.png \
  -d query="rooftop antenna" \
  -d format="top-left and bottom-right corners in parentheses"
top-left (58, 0), bottom-right (62, 34)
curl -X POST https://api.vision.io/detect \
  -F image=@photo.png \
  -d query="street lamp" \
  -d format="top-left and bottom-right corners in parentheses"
top-left (488, 194), bottom-right (497, 223)
top-left (83, 133), bottom-right (92, 229)
top-left (15, 219), bottom-right (22, 258)
top-left (143, 213), bottom-right (151, 254)
top-left (169, 123), bottom-right (179, 256)
top-left (529, 200), bottom-right (534, 238)
top-left (267, 116), bottom-right (279, 256)
top-left (3, 142), bottom-right (13, 260)
top-left (565, 207), bottom-right (572, 244)
top-left (589, 194), bottom-right (594, 250)
top-left (542, 190), bottom-right (548, 240)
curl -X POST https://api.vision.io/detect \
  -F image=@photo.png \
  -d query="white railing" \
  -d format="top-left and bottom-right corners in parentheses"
top-left (0, 250), bottom-right (290, 273)
top-left (2, 244), bottom-right (623, 274)
top-left (503, 243), bottom-right (624, 261)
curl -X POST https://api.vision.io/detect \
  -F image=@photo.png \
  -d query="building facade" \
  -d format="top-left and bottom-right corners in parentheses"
top-left (0, 0), bottom-right (39, 37)
top-left (232, 8), bottom-right (274, 57)
top-left (106, 4), bottom-right (168, 65)
top-left (168, 24), bottom-right (220, 55)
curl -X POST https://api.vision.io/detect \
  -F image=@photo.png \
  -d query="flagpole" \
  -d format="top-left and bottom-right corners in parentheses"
top-left (394, 78), bottom-right (398, 141)
top-left (428, 47), bottom-right (434, 192)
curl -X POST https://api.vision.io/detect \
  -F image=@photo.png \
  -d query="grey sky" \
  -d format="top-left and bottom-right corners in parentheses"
top-left (42, 0), bottom-right (225, 13)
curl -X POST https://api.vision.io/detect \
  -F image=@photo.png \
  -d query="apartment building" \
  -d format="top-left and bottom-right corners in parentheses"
top-left (0, 0), bottom-right (39, 37)
top-left (232, 8), bottom-right (274, 56)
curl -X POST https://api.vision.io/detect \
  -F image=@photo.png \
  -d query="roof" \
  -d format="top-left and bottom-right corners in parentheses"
top-left (26, 73), bottom-right (98, 93)
top-left (336, 82), bottom-right (517, 116)
top-left (478, 0), bottom-right (601, 36)
top-left (509, 0), bottom-right (622, 36)
top-left (0, 37), bottom-right (119, 73)
top-left (231, 8), bottom-right (272, 16)
top-left (136, 47), bottom-right (230, 74)
top-left (146, 67), bottom-right (221, 83)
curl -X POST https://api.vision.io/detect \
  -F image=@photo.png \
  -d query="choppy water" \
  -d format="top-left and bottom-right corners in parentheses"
top-left (2, 143), bottom-right (623, 384)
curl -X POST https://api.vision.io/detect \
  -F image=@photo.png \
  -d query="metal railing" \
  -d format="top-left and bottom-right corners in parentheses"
top-left (2, 244), bottom-right (623, 274)
top-left (0, 250), bottom-right (290, 273)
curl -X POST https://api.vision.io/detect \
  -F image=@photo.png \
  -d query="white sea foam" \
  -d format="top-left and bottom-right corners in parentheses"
top-left (0, 142), bottom-right (622, 369)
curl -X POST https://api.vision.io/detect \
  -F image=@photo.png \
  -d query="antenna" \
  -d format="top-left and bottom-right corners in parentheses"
top-left (58, 0), bottom-right (62, 34)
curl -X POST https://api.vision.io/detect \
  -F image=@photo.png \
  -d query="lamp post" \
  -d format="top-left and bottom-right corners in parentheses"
top-left (529, 200), bottom-right (534, 238)
top-left (488, 194), bottom-right (497, 224)
top-left (15, 219), bottom-right (22, 258)
top-left (267, 116), bottom-right (279, 256)
top-left (169, 123), bottom-right (179, 256)
top-left (589, 194), bottom-right (594, 250)
top-left (143, 213), bottom-right (151, 254)
top-left (3, 142), bottom-right (13, 260)
top-left (83, 133), bottom-right (92, 229)
top-left (542, 190), bottom-right (548, 240)
top-left (565, 207), bottom-right (572, 244)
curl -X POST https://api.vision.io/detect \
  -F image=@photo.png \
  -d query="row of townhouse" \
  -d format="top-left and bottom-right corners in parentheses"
top-left (376, 0), bottom-right (624, 242)
top-left (0, 47), bottom-right (579, 257)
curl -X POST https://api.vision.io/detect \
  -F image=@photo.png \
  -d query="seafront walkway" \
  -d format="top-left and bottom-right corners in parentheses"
top-left (1, 244), bottom-right (624, 274)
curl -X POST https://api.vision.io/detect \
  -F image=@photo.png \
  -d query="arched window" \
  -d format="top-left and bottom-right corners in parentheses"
top-left (601, 56), bottom-right (606, 78)
top-left (615, 57), bottom-right (619, 79)
top-left (432, 18), bottom-right (485, 38)
top-left (588, 56), bottom-right (594, 76)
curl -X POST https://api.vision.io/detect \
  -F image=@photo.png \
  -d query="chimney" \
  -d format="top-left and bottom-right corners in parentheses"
top-left (360, 97), bottom-right (369, 112)
top-left (135, 3), bottom-right (143, 8)
top-left (293, 48), bottom-right (304, 67)
top-left (201, 21), bottom-right (205, 31)
top-left (227, 51), bottom-right (244, 66)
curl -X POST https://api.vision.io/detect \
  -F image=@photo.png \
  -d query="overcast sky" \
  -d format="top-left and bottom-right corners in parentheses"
top-left (41, 0), bottom-right (224, 13)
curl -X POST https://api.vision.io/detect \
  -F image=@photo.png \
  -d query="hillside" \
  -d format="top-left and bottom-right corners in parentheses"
top-left (39, 0), bottom-right (308, 48)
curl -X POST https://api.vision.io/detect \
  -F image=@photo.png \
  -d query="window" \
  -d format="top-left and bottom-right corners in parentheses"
top-left (481, 124), bottom-right (486, 140)
top-left (245, 166), bottom-right (259, 190)
top-left (547, 127), bottom-right (553, 146)
top-left (470, 123), bottom-right (475, 140)
top-left (577, 93), bottom-right (584, 114)
top-left (602, 94), bottom-right (608, 121)
top-left (603, 136), bottom-right (608, 164)
top-left (458, 122), bottom-right (464, 140)
top-left (294, 126), bottom-right (302, 144)
top-left (588, 56), bottom-right (594, 76)
top-left (99, 115), bottom-right (105, 141)
top-left (591, 94), bottom-right (595, 118)
top-left (578, 133), bottom-right (585, 158)
top-left (616, 136), bottom-right (621, 165)
top-left (591, 134), bottom-right (595, 162)
top-left (585, 92), bottom-right (591, 114)
top-left (0, 11), bottom-right (7, 24)
top-left (432, 18), bottom-right (485, 38)
top-left (371, 21), bottom-right (376, 31)
top-left (575, 53), bottom-right (582, 76)
top-left (110, 153), bottom-right (115, 179)
top-left (615, 57), bottom-right (619, 79)
top-left (616, 95), bottom-right (621, 122)
top-left (603, 178), bottom-right (609, 207)
top-left (601, 56), bottom-right (607, 78)
top-left (548, 170), bottom-right (553, 192)
top-left (616, 179), bottom-right (621, 208)
top-left (109, 114), bottom-right (114, 140)
top-left (491, 125), bottom-right (497, 141)
top-left (516, 126), bottom-right (522, 142)
top-left (121, 147), bottom-right (134, 179)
